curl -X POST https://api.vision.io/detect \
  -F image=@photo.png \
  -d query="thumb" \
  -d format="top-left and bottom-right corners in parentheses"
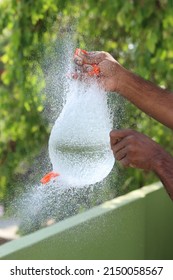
top-left (110, 129), bottom-right (135, 141)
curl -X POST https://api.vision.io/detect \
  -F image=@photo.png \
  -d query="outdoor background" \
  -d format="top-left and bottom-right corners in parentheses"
top-left (0, 0), bottom-right (173, 224)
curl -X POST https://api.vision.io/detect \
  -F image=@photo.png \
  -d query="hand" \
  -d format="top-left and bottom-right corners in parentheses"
top-left (110, 129), bottom-right (164, 171)
top-left (73, 49), bottom-right (123, 92)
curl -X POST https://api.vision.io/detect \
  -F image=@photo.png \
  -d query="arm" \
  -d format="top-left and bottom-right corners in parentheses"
top-left (74, 49), bottom-right (173, 129)
top-left (110, 129), bottom-right (173, 200)
top-left (152, 149), bottom-right (173, 200)
top-left (117, 68), bottom-right (173, 130)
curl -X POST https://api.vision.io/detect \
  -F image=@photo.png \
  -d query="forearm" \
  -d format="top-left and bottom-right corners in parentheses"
top-left (152, 149), bottom-right (173, 200)
top-left (117, 67), bottom-right (173, 129)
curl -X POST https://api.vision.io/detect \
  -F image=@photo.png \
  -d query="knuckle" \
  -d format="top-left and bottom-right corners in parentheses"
top-left (116, 154), bottom-right (121, 160)
top-left (100, 51), bottom-right (106, 56)
top-left (109, 130), bottom-right (115, 138)
top-left (127, 135), bottom-right (136, 144)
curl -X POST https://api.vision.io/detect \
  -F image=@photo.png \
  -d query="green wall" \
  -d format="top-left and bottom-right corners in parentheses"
top-left (0, 183), bottom-right (173, 260)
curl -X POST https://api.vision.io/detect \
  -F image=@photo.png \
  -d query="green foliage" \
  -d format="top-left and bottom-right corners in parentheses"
top-left (0, 0), bottom-right (64, 201)
top-left (1, 0), bottom-right (173, 203)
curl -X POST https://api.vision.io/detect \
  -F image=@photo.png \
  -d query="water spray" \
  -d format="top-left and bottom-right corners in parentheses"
top-left (40, 49), bottom-right (114, 187)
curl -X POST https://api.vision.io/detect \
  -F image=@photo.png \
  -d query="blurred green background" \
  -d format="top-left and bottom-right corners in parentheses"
top-left (0, 0), bottom-right (173, 206)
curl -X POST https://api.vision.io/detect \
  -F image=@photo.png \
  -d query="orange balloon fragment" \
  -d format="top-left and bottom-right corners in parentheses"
top-left (74, 48), bottom-right (88, 57)
top-left (81, 49), bottom-right (88, 54)
top-left (40, 171), bottom-right (60, 184)
top-left (88, 64), bottom-right (100, 76)
top-left (74, 49), bottom-right (100, 77)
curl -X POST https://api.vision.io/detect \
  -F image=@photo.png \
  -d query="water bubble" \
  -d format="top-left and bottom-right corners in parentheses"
top-left (49, 80), bottom-right (115, 186)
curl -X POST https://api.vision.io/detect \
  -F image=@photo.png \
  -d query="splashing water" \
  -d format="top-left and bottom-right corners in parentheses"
top-left (49, 79), bottom-right (115, 187)
top-left (9, 35), bottom-right (123, 235)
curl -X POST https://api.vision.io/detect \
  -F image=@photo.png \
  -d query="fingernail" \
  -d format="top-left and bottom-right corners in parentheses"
top-left (74, 58), bottom-right (83, 66)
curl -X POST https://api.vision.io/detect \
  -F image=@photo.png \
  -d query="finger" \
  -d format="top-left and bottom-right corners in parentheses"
top-left (110, 137), bottom-right (127, 153)
top-left (71, 71), bottom-right (93, 82)
top-left (110, 131), bottom-right (122, 146)
top-left (114, 147), bottom-right (127, 161)
top-left (72, 64), bottom-right (93, 73)
top-left (119, 157), bottom-right (130, 168)
top-left (83, 64), bottom-right (94, 73)
top-left (82, 64), bottom-right (100, 76)
top-left (74, 49), bottom-right (106, 65)
top-left (74, 57), bottom-right (83, 66)
top-left (110, 129), bottom-right (135, 141)
top-left (72, 64), bottom-right (100, 80)
top-left (110, 138), bottom-right (121, 147)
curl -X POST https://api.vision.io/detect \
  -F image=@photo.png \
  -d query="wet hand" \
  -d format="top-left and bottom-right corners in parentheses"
top-left (110, 129), bottom-right (164, 171)
top-left (73, 49), bottom-right (123, 92)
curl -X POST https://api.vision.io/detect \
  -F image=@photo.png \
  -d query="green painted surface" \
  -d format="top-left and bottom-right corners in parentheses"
top-left (146, 187), bottom-right (173, 259)
top-left (0, 183), bottom-right (172, 260)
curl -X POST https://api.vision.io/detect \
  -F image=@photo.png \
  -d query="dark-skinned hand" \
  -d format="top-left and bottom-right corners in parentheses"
top-left (110, 129), bottom-right (164, 171)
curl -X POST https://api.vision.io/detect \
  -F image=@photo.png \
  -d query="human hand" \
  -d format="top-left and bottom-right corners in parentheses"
top-left (110, 129), bottom-right (164, 171)
top-left (73, 49), bottom-right (124, 92)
